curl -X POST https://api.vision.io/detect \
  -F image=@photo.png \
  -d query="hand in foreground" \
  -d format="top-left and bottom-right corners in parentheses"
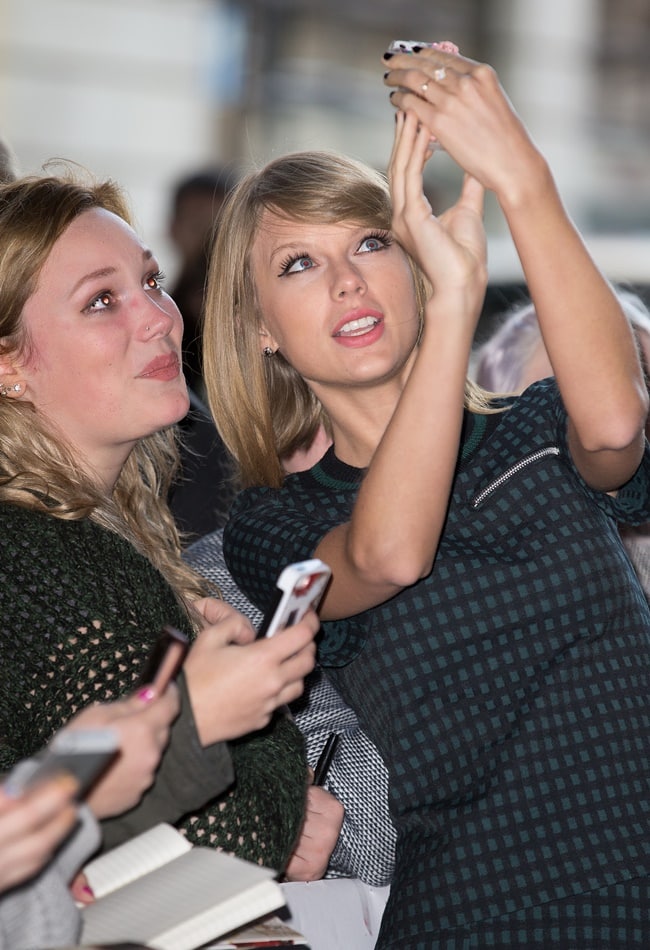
top-left (0, 773), bottom-right (80, 892)
top-left (284, 783), bottom-right (345, 882)
top-left (65, 687), bottom-right (181, 820)
top-left (383, 45), bottom-right (543, 203)
top-left (184, 605), bottom-right (319, 745)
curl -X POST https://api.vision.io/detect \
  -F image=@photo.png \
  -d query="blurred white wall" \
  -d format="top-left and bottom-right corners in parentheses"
top-left (0, 0), bottom-right (227, 276)
top-left (1, 0), bottom-right (648, 286)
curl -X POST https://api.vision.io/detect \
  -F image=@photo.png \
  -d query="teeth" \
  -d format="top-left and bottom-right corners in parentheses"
top-left (337, 316), bottom-right (378, 336)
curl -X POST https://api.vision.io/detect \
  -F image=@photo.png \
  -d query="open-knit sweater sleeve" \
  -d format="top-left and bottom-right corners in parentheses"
top-left (0, 502), bottom-right (306, 872)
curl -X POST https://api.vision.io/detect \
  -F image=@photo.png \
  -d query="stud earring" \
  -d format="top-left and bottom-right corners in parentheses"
top-left (0, 382), bottom-right (21, 397)
top-left (263, 347), bottom-right (275, 357)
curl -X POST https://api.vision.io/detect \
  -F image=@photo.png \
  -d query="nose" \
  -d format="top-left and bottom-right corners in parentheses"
top-left (333, 261), bottom-right (367, 299)
top-left (140, 295), bottom-right (180, 340)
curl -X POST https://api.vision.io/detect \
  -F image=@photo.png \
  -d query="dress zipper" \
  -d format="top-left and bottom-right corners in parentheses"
top-left (471, 446), bottom-right (560, 509)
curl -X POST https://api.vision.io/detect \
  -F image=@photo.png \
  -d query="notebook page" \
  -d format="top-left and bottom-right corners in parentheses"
top-left (83, 822), bottom-right (191, 897)
top-left (81, 848), bottom-right (283, 950)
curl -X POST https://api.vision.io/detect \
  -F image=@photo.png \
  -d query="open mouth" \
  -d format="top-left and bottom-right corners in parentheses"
top-left (334, 316), bottom-right (381, 337)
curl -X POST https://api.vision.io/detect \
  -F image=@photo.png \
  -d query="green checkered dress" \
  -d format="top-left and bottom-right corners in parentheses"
top-left (224, 379), bottom-right (650, 948)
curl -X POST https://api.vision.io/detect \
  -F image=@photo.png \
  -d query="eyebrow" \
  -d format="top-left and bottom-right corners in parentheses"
top-left (268, 242), bottom-right (304, 265)
top-left (70, 248), bottom-right (154, 296)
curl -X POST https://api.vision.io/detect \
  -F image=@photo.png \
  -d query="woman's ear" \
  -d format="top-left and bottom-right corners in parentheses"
top-left (0, 348), bottom-right (26, 398)
top-left (259, 327), bottom-right (279, 356)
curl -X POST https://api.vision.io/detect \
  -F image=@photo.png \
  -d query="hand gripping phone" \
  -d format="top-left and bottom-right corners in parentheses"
top-left (3, 727), bottom-right (119, 798)
top-left (257, 559), bottom-right (332, 638)
top-left (137, 624), bottom-right (189, 692)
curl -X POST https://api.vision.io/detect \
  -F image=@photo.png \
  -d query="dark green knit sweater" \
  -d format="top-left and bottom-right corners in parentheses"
top-left (0, 501), bottom-right (306, 872)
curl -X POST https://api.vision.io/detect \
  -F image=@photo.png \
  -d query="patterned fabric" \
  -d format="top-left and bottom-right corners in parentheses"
top-left (223, 379), bottom-right (650, 949)
top-left (0, 502), bottom-right (307, 872)
top-left (184, 529), bottom-right (397, 886)
top-left (420, 877), bottom-right (650, 949)
top-left (620, 524), bottom-right (650, 602)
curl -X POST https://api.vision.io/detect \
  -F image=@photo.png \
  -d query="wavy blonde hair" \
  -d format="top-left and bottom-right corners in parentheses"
top-left (203, 149), bottom-right (491, 489)
top-left (0, 170), bottom-right (206, 604)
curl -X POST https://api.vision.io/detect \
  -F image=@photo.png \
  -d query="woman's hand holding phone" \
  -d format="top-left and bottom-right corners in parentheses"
top-left (183, 602), bottom-right (319, 746)
top-left (66, 689), bottom-right (181, 819)
top-left (0, 771), bottom-right (80, 892)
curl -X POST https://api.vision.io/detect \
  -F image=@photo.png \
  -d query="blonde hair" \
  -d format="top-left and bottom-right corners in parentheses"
top-left (0, 169), bottom-right (206, 604)
top-left (203, 150), bottom-right (491, 489)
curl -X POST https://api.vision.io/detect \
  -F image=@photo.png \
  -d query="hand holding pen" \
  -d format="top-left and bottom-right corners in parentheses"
top-left (313, 733), bottom-right (340, 786)
top-left (284, 733), bottom-right (344, 881)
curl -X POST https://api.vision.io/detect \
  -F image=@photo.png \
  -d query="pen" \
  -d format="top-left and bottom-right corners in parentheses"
top-left (313, 733), bottom-right (340, 786)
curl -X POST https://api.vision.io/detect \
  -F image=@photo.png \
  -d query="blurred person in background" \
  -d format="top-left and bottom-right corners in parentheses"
top-left (474, 289), bottom-right (650, 600)
top-left (167, 168), bottom-right (241, 541)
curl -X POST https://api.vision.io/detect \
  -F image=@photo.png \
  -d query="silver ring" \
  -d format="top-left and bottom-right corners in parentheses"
top-left (434, 67), bottom-right (447, 82)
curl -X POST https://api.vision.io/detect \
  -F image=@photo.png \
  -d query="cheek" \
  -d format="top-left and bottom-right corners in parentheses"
top-left (256, 290), bottom-right (300, 348)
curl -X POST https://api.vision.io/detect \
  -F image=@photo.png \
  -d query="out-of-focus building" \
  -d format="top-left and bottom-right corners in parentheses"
top-left (1, 0), bottom-right (648, 295)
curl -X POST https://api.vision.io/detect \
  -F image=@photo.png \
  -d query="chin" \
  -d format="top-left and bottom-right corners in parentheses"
top-left (161, 392), bottom-right (191, 428)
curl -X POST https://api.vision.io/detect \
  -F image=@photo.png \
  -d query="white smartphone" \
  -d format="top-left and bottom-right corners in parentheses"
top-left (4, 727), bottom-right (119, 798)
top-left (257, 559), bottom-right (332, 638)
top-left (387, 40), bottom-right (441, 54)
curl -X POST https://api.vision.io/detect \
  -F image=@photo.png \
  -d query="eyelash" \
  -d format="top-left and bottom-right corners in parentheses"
top-left (278, 250), bottom-right (311, 277)
top-left (147, 270), bottom-right (167, 290)
top-left (84, 270), bottom-right (167, 314)
top-left (278, 230), bottom-right (393, 277)
top-left (364, 230), bottom-right (393, 251)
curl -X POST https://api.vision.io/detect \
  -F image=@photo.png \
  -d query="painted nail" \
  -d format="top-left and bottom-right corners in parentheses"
top-left (412, 45), bottom-right (422, 52)
top-left (383, 51), bottom-right (394, 60)
top-left (137, 686), bottom-right (155, 703)
top-left (383, 71), bottom-right (389, 79)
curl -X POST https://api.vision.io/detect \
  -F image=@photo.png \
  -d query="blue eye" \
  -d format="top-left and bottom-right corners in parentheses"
top-left (358, 231), bottom-right (392, 253)
top-left (279, 254), bottom-right (314, 276)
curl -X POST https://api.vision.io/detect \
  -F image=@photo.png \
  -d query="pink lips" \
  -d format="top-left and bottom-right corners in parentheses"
top-left (138, 353), bottom-right (180, 381)
top-left (332, 309), bottom-right (384, 348)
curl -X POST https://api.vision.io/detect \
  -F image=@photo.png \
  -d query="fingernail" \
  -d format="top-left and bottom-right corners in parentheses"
top-left (137, 686), bottom-right (155, 703)
top-left (383, 71), bottom-right (389, 79)
top-left (83, 885), bottom-right (94, 897)
top-left (412, 45), bottom-right (422, 53)
top-left (383, 52), bottom-right (394, 60)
